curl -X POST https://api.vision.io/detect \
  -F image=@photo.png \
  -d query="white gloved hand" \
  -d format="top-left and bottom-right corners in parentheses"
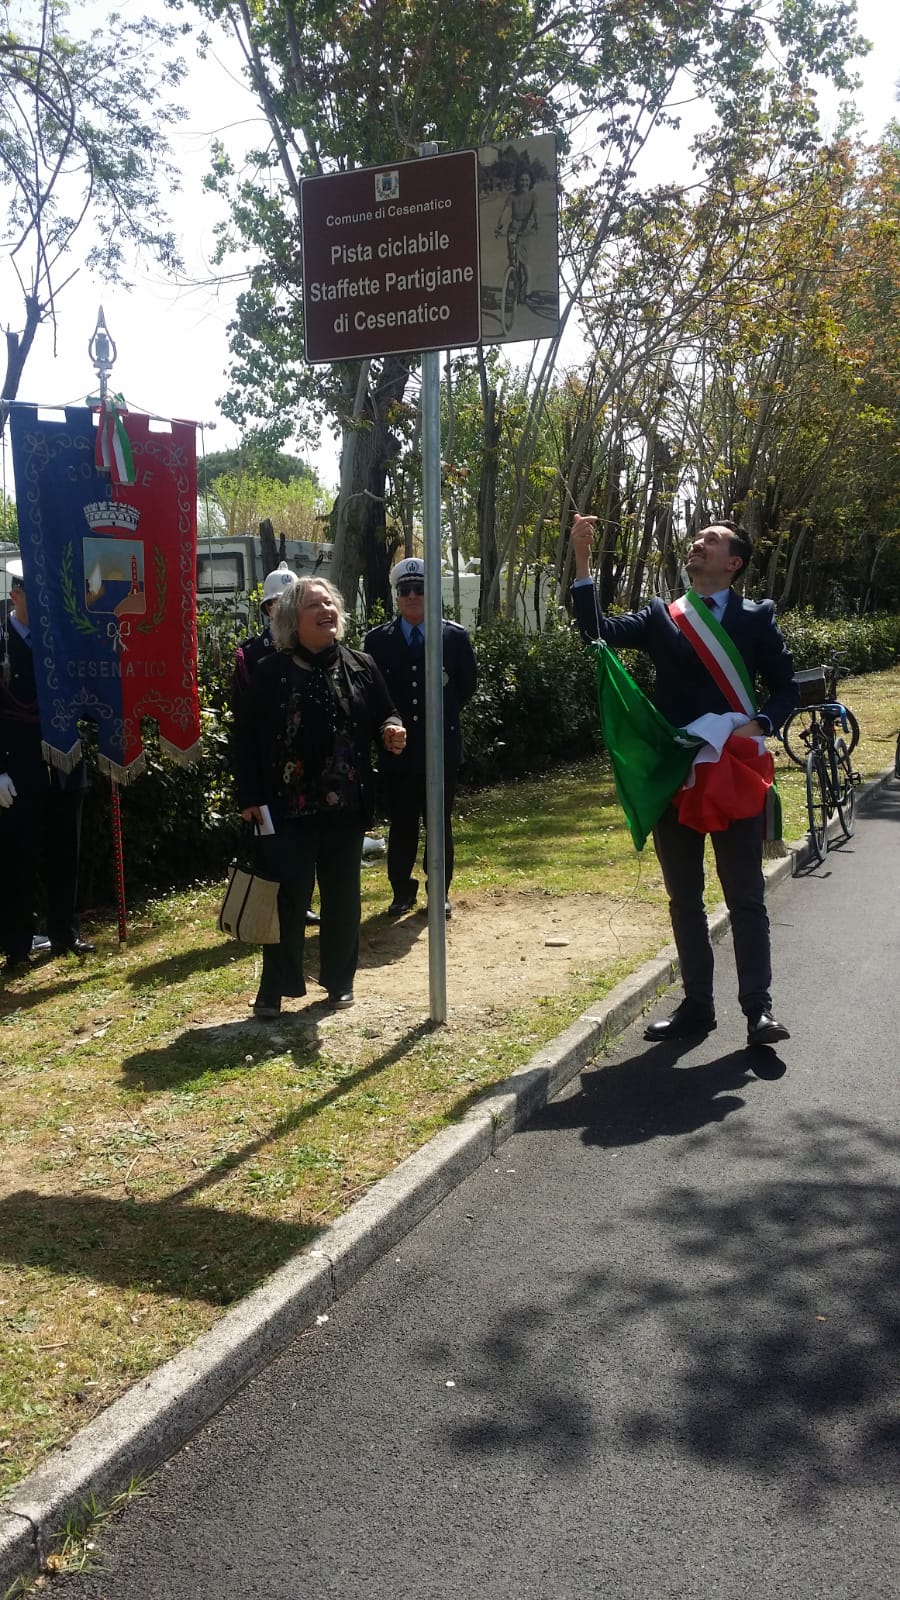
top-left (0, 773), bottom-right (17, 808)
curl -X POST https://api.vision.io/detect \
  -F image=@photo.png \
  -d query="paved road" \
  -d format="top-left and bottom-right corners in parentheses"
top-left (62, 787), bottom-right (900, 1599)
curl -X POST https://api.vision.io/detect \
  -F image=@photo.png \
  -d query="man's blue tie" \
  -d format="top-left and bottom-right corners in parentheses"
top-left (409, 625), bottom-right (423, 652)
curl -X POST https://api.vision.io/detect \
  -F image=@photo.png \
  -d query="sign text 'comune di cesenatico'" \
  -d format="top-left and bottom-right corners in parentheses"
top-left (300, 152), bottom-right (481, 363)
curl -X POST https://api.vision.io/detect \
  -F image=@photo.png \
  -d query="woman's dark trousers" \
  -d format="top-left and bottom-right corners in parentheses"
top-left (254, 815), bottom-right (364, 1001)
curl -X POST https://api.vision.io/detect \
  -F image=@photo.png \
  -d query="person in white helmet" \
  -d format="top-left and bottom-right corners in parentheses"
top-left (232, 561), bottom-right (299, 696)
top-left (364, 557), bottom-right (477, 919)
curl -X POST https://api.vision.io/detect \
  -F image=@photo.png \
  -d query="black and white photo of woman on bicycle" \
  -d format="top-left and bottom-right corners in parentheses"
top-left (494, 168), bottom-right (539, 304)
top-left (477, 133), bottom-right (559, 343)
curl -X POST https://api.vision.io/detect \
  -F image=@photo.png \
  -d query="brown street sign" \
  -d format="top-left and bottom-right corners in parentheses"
top-left (301, 152), bottom-right (481, 363)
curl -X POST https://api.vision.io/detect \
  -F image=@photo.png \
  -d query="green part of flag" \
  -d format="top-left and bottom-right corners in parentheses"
top-left (592, 643), bottom-right (699, 851)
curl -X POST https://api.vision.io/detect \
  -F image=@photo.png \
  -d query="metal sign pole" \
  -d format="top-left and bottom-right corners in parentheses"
top-left (416, 140), bottom-right (447, 1024)
top-left (300, 142), bottom-right (482, 1025)
top-left (422, 343), bottom-right (447, 1024)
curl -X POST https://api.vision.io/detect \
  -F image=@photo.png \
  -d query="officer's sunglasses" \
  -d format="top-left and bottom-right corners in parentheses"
top-left (397, 581), bottom-right (424, 596)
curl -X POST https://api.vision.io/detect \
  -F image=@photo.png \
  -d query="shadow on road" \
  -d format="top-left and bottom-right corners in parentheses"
top-left (437, 1110), bottom-right (899, 1511)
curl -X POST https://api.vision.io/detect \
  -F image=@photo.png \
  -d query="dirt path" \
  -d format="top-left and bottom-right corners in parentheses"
top-left (296, 888), bottom-right (672, 1050)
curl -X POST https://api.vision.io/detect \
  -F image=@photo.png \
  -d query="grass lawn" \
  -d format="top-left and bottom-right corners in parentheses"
top-left (1, 665), bottom-right (897, 1496)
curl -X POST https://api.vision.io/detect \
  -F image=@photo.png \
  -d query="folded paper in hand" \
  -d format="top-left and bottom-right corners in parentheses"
top-left (218, 863), bottom-right (280, 943)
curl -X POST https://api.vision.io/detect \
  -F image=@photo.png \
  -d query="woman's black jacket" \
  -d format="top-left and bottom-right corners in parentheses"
top-left (232, 645), bottom-right (399, 828)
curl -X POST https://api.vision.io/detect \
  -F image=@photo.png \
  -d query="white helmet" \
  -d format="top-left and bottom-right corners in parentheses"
top-left (262, 561), bottom-right (299, 604)
top-left (389, 556), bottom-right (425, 586)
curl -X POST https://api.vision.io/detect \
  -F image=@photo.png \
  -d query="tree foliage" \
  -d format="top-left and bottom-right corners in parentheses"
top-left (191, 0), bottom-right (875, 616)
top-left (0, 0), bottom-right (189, 426)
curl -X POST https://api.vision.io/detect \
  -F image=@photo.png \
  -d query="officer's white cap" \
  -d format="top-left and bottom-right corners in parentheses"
top-left (6, 557), bottom-right (24, 580)
top-left (390, 557), bottom-right (425, 586)
top-left (262, 561), bottom-right (299, 603)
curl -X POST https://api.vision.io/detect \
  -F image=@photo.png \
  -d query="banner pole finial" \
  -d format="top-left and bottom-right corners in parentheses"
top-left (88, 306), bottom-right (117, 403)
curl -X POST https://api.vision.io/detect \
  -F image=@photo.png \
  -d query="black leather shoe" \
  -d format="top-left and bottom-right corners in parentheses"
top-left (327, 992), bottom-right (354, 1009)
top-left (252, 991), bottom-right (281, 1019)
top-left (747, 1011), bottom-right (790, 1047)
top-left (644, 1000), bottom-right (716, 1042)
top-left (305, 910), bottom-right (320, 925)
top-left (50, 937), bottom-right (96, 956)
top-left (387, 881), bottom-right (418, 917)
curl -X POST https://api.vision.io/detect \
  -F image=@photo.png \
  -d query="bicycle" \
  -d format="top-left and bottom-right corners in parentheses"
top-left (780, 656), bottom-right (861, 863)
top-left (895, 729), bottom-right (900, 781)
top-left (781, 653), bottom-right (860, 768)
top-left (496, 228), bottom-right (529, 336)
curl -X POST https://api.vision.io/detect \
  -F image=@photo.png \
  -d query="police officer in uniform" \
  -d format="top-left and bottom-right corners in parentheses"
top-left (364, 557), bottom-right (477, 918)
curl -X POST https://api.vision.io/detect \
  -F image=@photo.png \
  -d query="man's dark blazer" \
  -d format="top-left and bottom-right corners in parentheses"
top-left (572, 584), bottom-right (798, 732)
top-left (363, 617), bottom-right (477, 773)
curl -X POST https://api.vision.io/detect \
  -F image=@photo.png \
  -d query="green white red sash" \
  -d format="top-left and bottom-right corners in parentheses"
top-left (667, 591), bottom-right (785, 854)
top-left (668, 592), bottom-right (757, 717)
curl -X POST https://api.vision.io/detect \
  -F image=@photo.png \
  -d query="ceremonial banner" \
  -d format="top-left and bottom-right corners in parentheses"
top-left (8, 405), bottom-right (200, 782)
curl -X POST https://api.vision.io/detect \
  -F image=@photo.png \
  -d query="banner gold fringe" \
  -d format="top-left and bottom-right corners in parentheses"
top-left (97, 751), bottom-right (148, 785)
top-left (159, 735), bottom-right (203, 766)
top-left (42, 738), bottom-right (82, 775)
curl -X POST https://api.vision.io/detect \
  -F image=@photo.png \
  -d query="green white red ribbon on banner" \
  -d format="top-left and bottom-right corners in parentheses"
top-left (89, 392), bottom-right (136, 485)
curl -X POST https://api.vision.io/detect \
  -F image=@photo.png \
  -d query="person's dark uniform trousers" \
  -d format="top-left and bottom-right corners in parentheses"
top-left (570, 516), bottom-right (797, 1048)
top-left (0, 560), bottom-right (94, 969)
top-left (232, 561), bottom-right (320, 927)
top-left (364, 557), bottom-right (477, 919)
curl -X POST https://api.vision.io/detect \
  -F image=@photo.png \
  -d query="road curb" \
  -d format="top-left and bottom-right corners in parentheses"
top-left (2, 763), bottom-right (896, 1590)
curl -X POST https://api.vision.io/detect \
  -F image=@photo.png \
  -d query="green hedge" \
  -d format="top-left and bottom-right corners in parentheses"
top-left (777, 608), bottom-right (900, 674)
top-left (74, 604), bottom-right (900, 908)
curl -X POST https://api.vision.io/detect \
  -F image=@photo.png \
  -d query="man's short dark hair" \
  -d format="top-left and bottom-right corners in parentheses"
top-left (713, 518), bottom-right (752, 578)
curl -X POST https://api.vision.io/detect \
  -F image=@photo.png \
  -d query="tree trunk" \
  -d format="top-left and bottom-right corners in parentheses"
top-left (1, 296), bottom-right (43, 437)
top-left (476, 359), bottom-right (501, 626)
top-left (598, 435), bottom-right (623, 610)
top-left (259, 518), bottom-right (279, 577)
top-left (330, 354), bottom-right (411, 617)
top-left (779, 522), bottom-right (808, 610)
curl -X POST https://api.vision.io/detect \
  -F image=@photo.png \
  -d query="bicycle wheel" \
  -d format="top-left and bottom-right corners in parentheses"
top-left (782, 708), bottom-right (816, 767)
top-left (500, 265), bottom-right (517, 334)
top-left (834, 737), bottom-right (856, 838)
top-left (805, 750), bottom-right (829, 862)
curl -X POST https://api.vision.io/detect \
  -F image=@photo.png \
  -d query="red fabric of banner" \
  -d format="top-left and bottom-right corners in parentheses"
top-left (102, 414), bottom-right (200, 773)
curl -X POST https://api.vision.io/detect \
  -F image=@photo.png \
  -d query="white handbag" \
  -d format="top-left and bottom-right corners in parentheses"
top-left (218, 861), bottom-right (281, 944)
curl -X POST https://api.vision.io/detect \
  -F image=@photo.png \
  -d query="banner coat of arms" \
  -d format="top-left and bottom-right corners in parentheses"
top-left (9, 405), bottom-right (201, 782)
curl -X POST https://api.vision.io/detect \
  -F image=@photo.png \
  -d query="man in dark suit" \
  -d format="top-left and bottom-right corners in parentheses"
top-left (570, 516), bottom-right (797, 1046)
top-left (364, 557), bottom-right (478, 919)
top-left (0, 562), bottom-right (94, 970)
